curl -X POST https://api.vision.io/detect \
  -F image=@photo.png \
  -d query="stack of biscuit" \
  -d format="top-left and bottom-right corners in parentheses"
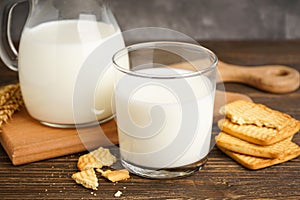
top-left (216, 100), bottom-right (300, 170)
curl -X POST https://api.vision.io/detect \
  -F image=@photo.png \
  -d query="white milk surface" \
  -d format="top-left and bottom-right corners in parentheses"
top-left (115, 68), bottom-right (215, 168)
top-left (19, 20), bottom-right (124, 124)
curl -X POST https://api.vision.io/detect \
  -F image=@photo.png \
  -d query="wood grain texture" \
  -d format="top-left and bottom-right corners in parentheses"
top-left (0, 41), bottom-right (300, 199)
top-left (218, 61), bottom-right (300, 93)
top-left (0, 109), bottom-right (118, 165)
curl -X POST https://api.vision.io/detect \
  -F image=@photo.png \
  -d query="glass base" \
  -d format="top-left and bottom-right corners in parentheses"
top-left (121, 157), bottom-right (208, 179)
top-left (39, 115), bottom-right (114, 128)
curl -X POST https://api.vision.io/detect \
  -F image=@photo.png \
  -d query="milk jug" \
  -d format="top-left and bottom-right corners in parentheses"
top-left (0, 0), bottom-right (125, 127)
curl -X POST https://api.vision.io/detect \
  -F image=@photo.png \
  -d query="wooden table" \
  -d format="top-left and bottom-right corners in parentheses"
top-left (0, 41), bottom-right (299, 199)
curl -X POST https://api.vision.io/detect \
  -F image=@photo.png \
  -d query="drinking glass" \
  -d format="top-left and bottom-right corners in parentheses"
top-left (113, 42), bottom-right (218, 178)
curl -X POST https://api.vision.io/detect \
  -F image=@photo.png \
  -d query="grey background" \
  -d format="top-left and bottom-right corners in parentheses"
top-left (8, 0), bottom-right (300, 41)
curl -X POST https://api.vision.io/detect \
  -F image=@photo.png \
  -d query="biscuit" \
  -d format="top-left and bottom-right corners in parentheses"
top-left (216, 132), bottom-right (292, 158)
top-left (96, 169), bottom-right (130, 182)
top-left (219, 100), bottom-right (292, 130)
top-left (218, 118), bottom-right (300, 145)
top-left (218, 143), bottom-right (300, 170)
top-left (71, 168), bottom-right (98, 190)
top-left (77, 147), bottom-right (117, 171)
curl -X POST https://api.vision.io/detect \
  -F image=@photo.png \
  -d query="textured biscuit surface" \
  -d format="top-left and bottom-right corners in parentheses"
top-left (96, 169), bottom-right (130, 182)
top-left (219, 100), bottom-right (292, 130)
top-left (71, 168), bottom-right (98, 190)
top-left (217, 100), bottom-right (300, 170)
top-left (215, 132), bottom-right (292, 158)
top-left (218, 118), bottom-right (300, 145)
top-left (218, 144), bottom-right (300, 170)
top-left (77, 147), bottom-right (117, 171)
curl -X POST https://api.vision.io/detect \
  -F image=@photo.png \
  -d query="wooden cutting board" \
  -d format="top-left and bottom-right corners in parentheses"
top-left (0, 108), bottom-right (119, 165)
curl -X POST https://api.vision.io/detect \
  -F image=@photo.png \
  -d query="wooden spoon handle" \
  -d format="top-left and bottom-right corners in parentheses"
top-left (217, 61), bottom-right (300, 93)
top-left (169, 60), bottom-right (299, 93)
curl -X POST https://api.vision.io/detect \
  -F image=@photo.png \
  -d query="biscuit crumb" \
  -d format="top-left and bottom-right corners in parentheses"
top-left (114, 190), bottom-right (122, 197)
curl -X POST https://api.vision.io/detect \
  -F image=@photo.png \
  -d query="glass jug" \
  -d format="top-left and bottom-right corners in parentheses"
top-left (0, 0), bottom-right (125, 128)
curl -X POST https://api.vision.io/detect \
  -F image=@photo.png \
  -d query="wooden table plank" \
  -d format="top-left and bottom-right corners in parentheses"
top-left (0, 41), bottom-right (299, 199)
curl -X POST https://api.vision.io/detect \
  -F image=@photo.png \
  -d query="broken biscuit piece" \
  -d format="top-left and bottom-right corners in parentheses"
top-left (96, 169), bottom-right (130, 182)
top-left (219, 100), bottom-right (293, 130)
top-left (77, 147), bottom-right (117, 171)
top-left (71, 168), bottom-right (98, 190)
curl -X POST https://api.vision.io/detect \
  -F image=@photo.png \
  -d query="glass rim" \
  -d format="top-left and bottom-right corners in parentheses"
top-left (112, 41), bottom-right (218, 79)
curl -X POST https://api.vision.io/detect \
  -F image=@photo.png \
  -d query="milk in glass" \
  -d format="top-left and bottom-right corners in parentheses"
top-left (115, 68), bottom-right (214, 168)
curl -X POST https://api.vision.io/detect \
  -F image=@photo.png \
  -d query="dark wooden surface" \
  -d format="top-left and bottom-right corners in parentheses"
top-left (0, 41), bottom-right (299, 199)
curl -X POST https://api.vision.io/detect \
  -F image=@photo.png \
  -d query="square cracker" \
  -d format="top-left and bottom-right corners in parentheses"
top-left (77, 147), bottom-right (117, 171)
top-left (218, 118), bottom-right (300, 145)
top-left (71, 168), bottom-right (98, 190)
top-left (216, 132), bottom-right (292, 158)
top-left (219, 100), bottom-right (293, 130)
top-left (218, 142), bottom-right (300, 170)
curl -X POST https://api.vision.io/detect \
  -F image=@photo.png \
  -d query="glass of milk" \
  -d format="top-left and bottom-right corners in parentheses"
top-left (0, 0), bottom-right (124, 128)
top-left (113, 42), bottom-right (218, 178)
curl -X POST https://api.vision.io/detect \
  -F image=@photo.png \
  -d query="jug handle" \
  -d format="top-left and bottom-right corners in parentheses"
top-left (0, 0), bottom-right (28, 71)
